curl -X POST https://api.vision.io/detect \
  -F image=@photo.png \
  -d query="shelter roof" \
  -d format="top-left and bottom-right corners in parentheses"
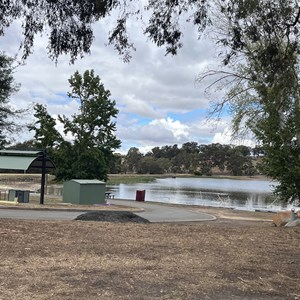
top-left (0, 149), bottom-right (55, 173)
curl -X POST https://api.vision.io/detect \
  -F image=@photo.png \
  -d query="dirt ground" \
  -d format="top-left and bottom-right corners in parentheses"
top-left (0, 207), bottom-right (299, 300)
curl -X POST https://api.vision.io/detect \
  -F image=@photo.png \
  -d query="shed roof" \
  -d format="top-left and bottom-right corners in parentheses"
top-left (69, 179), bottom-right (105, 184)
top-left (0, 149), bottom-right (55, 172)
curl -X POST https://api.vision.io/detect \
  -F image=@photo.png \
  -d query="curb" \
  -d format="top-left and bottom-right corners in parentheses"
top-left (0, 204), bottom-right (144, 213)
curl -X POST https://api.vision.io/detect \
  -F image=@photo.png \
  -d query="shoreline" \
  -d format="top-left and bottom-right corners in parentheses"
top-left (0, 174), bottom-right (289, 225)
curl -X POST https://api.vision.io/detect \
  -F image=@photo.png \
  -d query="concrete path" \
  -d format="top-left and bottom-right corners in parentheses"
top-left (0, 209), bottom-right (86, 221)
top-left (0, 200), bottom-right (216, 223)
top-left (108, 199), bottom-right (216, 222)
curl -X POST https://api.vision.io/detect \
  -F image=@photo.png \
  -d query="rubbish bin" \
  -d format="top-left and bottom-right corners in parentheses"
top-left (136, 190), bottom-right (146, 202)
top-left (16, 190), bottom-right (30, 203)
top-left (8, 190), bottom-right (17, 201)
top-left (8, 190), bottom-right (30, 203)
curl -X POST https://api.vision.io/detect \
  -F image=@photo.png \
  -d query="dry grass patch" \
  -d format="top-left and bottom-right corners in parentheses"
top-left (0, 219), bottom-right (299, 299)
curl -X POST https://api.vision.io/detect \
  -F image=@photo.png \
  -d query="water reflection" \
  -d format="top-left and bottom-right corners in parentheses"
top-left (107, 177), bottom-right (292, 211)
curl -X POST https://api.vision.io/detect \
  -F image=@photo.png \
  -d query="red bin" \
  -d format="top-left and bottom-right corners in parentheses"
top-left (136, 190), bottom-right (146, 202)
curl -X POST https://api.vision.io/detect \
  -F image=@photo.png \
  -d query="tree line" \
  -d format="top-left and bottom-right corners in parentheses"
top-left (110, 143), bottom-right (264, 177)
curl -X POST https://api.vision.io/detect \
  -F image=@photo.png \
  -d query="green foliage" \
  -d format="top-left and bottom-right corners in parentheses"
top-left (57, 145), bottom-right (109, 181)
top-left (0, 52), bottom-right (23, 148)
top-left (199, 161), bottom-right (212, 176)
top-left (226, 147), bottom-right (251, 176)
top-left (60, 70), bottom-right (120, 151)
top-left (28, 103), bottom-right (63, 150)
top-left (108, 153), bottom-right (123, 174)
top-left (193, 170), bottom-right (202, 176)
top-left (30, 70), bottom-right (121, 181)
top-left (137, 156), bottom-right (163, 174)
top-left (204, 1), bottom-right (300, 203)
top-left (0, 1), bottom-right (118, 63)
top-left (122, 142), bottom-right (258, 176)
top-left (199, 143), bottom-right (230, 172)
top-left (107, 175), bottom-right (158, 185)
top-left (8, 139), bottom-right (36, 150)
top-left (124, 147), bottom-right (143, 173)
top-left (0, 1), bottom-right (209, 62)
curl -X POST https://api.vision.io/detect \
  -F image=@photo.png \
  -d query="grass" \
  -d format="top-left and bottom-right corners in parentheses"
top-left (0, 218), bottom-right (299, 299)
top-left (107, 174), bottom-right (161, 185)
top-left (106, 173), bottom-right (268, 185)
top-left (106, 173), bottom-right (195, 185)
top-left (0, 173), bottom-right (267, 186)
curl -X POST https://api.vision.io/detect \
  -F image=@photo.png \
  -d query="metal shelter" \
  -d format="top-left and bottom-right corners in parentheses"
top-left (0, 150), bottom-right (55, 204)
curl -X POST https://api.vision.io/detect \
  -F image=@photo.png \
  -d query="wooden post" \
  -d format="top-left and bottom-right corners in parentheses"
top-left (40, 149), bottom-right (46, 205)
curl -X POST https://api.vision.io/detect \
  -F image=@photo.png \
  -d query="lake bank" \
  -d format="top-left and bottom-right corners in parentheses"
top-left (107, 173), bottom-right (270, 184)
top-left (0, 172), bottom-right (270, 186)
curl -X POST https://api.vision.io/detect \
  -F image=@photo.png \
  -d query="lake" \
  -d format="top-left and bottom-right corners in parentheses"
top-left (106, 177), bottom-right (293, 211)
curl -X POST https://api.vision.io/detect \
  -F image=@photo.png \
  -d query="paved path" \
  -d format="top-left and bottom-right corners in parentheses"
top-left (109, 199), bottom-right (216, 222)
top-left (0, 209), bottom-right (86, 221)
top-left (0, 200), bottom-right (216, 223)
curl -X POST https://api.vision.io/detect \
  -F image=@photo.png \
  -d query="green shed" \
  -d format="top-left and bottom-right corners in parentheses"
top-left (62, 179), bottom-right (106, 205)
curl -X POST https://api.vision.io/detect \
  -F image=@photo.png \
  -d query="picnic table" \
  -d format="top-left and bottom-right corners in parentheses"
top-left (105, 192), bottom-right (115, 199)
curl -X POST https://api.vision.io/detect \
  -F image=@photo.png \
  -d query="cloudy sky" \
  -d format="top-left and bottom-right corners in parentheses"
top-left (1, 16), bottom-right (250, 154)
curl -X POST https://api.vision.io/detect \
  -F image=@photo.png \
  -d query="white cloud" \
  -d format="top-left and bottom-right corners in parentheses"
top-left (121, 94), bottom-right (163, 119)
top-left (117, 117), bottom-right (191, 153)
top-left (212, 126), bottom-right (256, 147)
top-left (212, 127), bottom-right (233, 144)
top-left (0, 13), bottom-right (256, 152)
top-left (49, 100), bottom-right (80, 117)
top-left (149, 118), bottom-right (189, 140)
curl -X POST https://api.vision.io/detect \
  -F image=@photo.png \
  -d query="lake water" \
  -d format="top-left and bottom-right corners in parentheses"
top-left (106, 177), bottom-right (294, 211)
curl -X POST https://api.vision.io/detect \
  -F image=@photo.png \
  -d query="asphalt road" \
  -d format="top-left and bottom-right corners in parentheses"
top-left (0, 200), bottom-right (216, 222)
top-left (109, 199), bottom-right (216, 222)
top-left (0, 209), bottom-right (86, 221)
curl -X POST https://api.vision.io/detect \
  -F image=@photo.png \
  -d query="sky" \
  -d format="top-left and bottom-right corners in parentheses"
top-left (1, 16), bottom-right (254, 154)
